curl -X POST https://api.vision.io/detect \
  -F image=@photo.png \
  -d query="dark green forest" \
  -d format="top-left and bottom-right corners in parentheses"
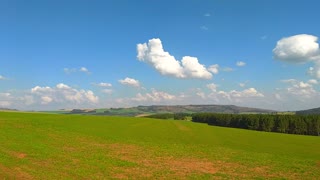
top-left (192, 113), bottom-right (320, 136)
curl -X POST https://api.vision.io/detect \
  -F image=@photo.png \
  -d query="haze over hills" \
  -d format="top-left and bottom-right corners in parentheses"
top-left (66, 104), bottom-right (276, 116)
top-left (296, 107), bottom-right (320, 115)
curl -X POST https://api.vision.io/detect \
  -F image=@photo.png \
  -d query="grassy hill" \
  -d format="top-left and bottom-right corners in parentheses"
top-left (0, 111), bottom-right (319, 179)
top-left (296, 107), bottom-right (320, 115)
top-left (65, 104), bottom-right (276, 116)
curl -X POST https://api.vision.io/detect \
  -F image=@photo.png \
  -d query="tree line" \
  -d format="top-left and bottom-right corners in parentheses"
top-left (192, 113), bottom-right (320, 136)
top-left (145, 113), bottom-right (190, 120)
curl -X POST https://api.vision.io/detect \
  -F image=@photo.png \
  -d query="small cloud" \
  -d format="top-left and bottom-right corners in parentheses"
top-left (204, 13), bottom-right (211, 17)
top-left (239, 83), bottom-right (246, 88)
top-left (236, 61), bottom-right (246, 67)
top-left (208, 64), bottom-right (219, 74)
top-left (119, 77), bottom-right (141, 88)
top-left (93, 82), bottom-right (112, 87)
top-left (207, 83), bottom-right (218, 92)
top-left (200, 26), bottom-right (209, 31)
top-left (79, 67), bottom-right (89, 73)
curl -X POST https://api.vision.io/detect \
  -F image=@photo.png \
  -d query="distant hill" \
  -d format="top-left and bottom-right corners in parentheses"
top-left (296, 107), bottom-right (320, 115)
top-left (0, 108), bottom-right (18, 111)
top-left (67, 104), bottom-right (275, 116)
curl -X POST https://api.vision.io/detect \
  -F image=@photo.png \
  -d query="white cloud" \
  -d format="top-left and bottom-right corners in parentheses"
top-left (204, 13), bottom-right (211, 17)
top-left (79, 67), bottom-right (89, 73)
top-left (239, 83), bottom-right (246, 87)
top-left (196, 91), bottom-right (206, 99)
top-left (307, 61), bottom-right (320, 79)
top-left (119, 77), bottom-right (141, 88)
top-left (236, 61), bottom-right (246, 67)
top-left (41, 96), bottom-right (53, 104)
top-left (0, 101), bottom-right (11, 107)
top-left (181, 56), bottom-right (212, 79)
top-left (308, 79), bottom-right (318, 84)
top-left (94, 82), bottom-right (112, 87)
top-left (273, 34), bottom-right (320, 63)
top-left (207, 83), bottom-right (218, 92)
top-left (0, 93), bottom-right (12, 107)
top-left (131, 89), bottom-right (176, 102)
top-left (31, 83), bottom-right (99, 105)
top-left (137, 38), bottom-right (213, 79)
top-left (273, 34), bottom-right (320, 79)
top-left (208, 64), bottom-right (219, 74)
top-left (64, 67), bottom-right (90, 74)
top-left (206, 84), bottom-right (264, 103)
top-left (281, 79), bottom-right (318, 98)
top-left (200, 26), bottom-right (209, 31)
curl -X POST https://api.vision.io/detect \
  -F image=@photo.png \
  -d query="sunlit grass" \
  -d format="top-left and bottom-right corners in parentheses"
top-left (0, 111), bottom-right (319, 179)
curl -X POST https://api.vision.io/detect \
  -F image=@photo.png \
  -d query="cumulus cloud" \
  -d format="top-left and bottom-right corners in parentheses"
top-left (137, 38), bottom-right (213, 79)
top-left (64, 67), bottom-right (90, 74)
top-left (273, 34), bottom-right (320, 63)
top-left (0, 93), bottom-right (12, 107)
top-left (131, 89), bottom-right (176, 102)
top-left (273, 34), bottom-right (320, 79)
top-left (207, 83), bottom-right (218, 92)
top-left (236, 61), bottom-right (246, 67)
top-left (79, 67), bottom-right (89, 73)
top-left (307, 61), bottom-right (320, 78)
top-left (208, 64), bottom-right (219, 74)
top-left (119, 77), bottom-right (141, 88)
top-left (41, 96), bottom-right (53, 104)
top-left (239, 83), bottom-right (246, 87)
top-left (281, 79), bottom-right (318, 98)
top-left (31, 83), bottom-right (99, 105)
top-left (181, 56), bottom-right (212, 79)
top-left (206, 83), bottom-right (264, 103)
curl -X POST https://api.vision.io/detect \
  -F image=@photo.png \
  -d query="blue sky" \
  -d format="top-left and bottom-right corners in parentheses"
top-left (1, 0), bottom-right (320, 111)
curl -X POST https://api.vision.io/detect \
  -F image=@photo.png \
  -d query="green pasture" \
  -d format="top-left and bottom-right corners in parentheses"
top-left (0, 111), bottom-right (319, 179)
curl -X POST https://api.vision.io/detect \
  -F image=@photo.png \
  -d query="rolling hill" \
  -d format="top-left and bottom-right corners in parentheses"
top-left (296, 107), bottom-right (320, 115)
top-left (66, 104), bottom-right (276, 116)
top-left (0, 111), bottom-right (319, 179)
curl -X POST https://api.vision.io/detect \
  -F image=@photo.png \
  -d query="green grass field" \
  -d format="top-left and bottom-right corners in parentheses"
top-left (0, 111), bottom-right (319, 179)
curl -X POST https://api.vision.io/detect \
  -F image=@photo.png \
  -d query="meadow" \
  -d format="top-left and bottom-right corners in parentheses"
top-left (0, 111), bottom-right (319, 179)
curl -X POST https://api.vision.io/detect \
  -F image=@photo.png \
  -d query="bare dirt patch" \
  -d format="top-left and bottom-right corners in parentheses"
top-left (108, 143), bottom-right (231, 178)
top-left (0, 164), bottom-right (33, 180)
top-left (173, 122), bottom-right (191, 131)
top-left (16, 153), bottom-right (27, 159)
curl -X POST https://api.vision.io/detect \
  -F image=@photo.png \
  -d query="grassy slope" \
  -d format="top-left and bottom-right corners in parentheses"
top-left (0, 112), bottom-right (319, 179)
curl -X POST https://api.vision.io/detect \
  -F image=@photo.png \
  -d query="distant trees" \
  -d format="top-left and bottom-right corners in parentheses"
top-left (145, 113), bottom-right (191, 120)
top-left (192, 113), bottom-right (320, 136)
